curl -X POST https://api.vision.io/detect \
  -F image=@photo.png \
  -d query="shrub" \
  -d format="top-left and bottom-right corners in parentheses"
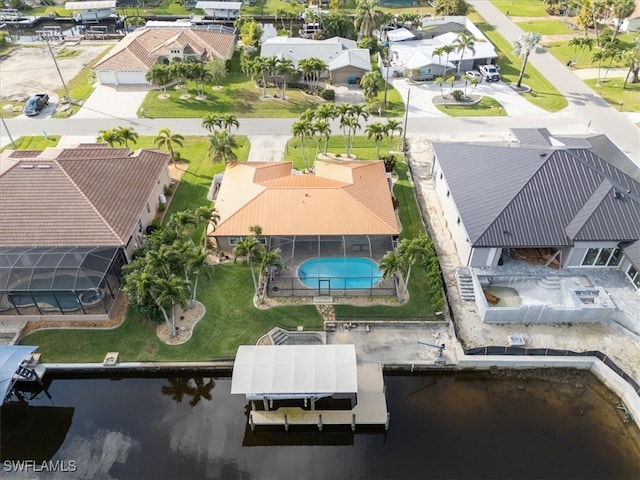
top-left (163, 185), bottom-right (173, 197)
top-left (382, 154), bottom-right (397, 172)
top-left (358, 36), bottom-right (380, 54)
top-left (320, 89), bottom-right (335, 100)
top-left (451, 89), bottom-right (464, 101)
top-left (366, 101), bottom-right (384, 115)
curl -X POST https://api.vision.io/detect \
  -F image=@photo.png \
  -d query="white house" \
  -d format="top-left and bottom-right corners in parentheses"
top-left (195, 1), bottom-right (242, 20)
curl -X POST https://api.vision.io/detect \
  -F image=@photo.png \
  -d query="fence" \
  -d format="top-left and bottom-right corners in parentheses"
top-left (267, 274), bottom-right (397, 299)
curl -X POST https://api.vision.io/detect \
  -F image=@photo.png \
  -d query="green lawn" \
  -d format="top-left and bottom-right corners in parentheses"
top-left (478, 24), bottom-right (568, 112)
top-left (436, 96), bottom-right (508, 116)
top-left (517, 19), bottom-right (576, 35)
top-left (139, 75), bottom-right (322, 118)
top-left (334, 160), bottom-right (442, 320)
top-left (23, 263), bottom-right (323, 362)
top-left (54, 46), bottom-right (113, 118)
top-left (0, 135), bottom-right (60, 151)
top-left (283, 134), bottom-right (404, 166)
top-left (545, 33), bottom-right (639, 69)
top-left (490, 0), bottom-right (548, 17)
top-left (584, 78), bottom-right (640, 111)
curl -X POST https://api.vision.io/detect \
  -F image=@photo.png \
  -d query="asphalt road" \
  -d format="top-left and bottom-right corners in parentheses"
top-left (1, 5), bottom-right (638, 162)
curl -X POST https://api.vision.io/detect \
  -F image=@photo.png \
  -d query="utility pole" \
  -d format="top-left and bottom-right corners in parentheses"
top-left (401, 88), bottom-right (410, 152)
top-left (0, 113), bottom-right (18, 149)
top-left (45, 36), bottom-right (71, 102)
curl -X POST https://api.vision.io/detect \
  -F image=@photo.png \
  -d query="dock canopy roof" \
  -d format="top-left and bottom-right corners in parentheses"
top-left (231, 345), bottom-right (358, 396)
top-left (0, 345), bottom-right (37, 405)
top-left (65, 1), bottom-right (116, 10)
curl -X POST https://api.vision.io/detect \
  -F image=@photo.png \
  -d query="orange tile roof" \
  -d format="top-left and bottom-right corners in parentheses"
top-left (94, 27), bottom-right (236, 72)
top-left (212, 160), bottom-right (399, 236)
top-left (0, 146), bottom-right (169, 247)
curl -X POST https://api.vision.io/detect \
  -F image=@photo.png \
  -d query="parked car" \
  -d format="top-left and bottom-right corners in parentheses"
top-left (23, 94), bottom-right (49, 116)
top-left (478, 65), bottom-right (501, 82)
top-left (465, 70), bottom-right (482, 81)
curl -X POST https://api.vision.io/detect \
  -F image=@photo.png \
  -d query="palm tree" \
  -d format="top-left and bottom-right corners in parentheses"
top-left (512, 32), bottom-right (546, 88)
top-left (292, 119), bottom-right (314, 170)
top-left (154, 128), bottom-right (184, 163)
top-left (221, 113), bottom-right (239, 134)
top-left (154, 273), bottom-right (190, 338)
top-left (315, 103), bottom-right (337, 123)
top-left (233, 236), bottom-right (261, 293)
top-left (208, 130), bottom-right (238, 164)
top-left (622, 39), bottom-right (640, 89)
top-left (165, 210), bottom-right (197, 234)
top-left (97, 128), bottom-right (122, 147)
top-left (453, 33), bottom-right (476, 73)
top-left (569, 36), bottom-right (595, 64)
top-left (313, 119), bottom-right (332, 156)
top-left (190, 61), bottom-right (212, 97)
top-left (341, 115), bottom-right (361, 157)
top-left (183, 244), bottom-right (207, 309)
top-left (385, 119), bottom-right (402, 153)
top-left (170, 61), bottom-right (189, 96)
top-left (195, 206), bottom-right (220, 252)
top-left (365, 122), bottom-right (388, 159)
top-left (397, 234), bottom-right (431, 297)
top-left (276, 58), bottom-right (296, 99)
top-left (611, 0), bottom-right (635, 41)
top-left (115, 126), bottom-right (138, 147)
top-left (299, 57), bottom-right (327, 90)
top-left (350, 104), bottom-right (369, 126)
top-left (202, 114), bottom-right (223, 132)
top-left (360, 70), bottom-right (382, 101)
top-left (256, 247), bottom-right (284, 302)
top-left (591, 43), bottom-right (622, 83)
top-left (432, 44), bottom-right (456, 74)
top-left (145, 64), bottom-right (173, 97)
top-left (378, 249), bottom-right (404, 298)
top-left (354, 0), bottom-right (378, 38)
top-left (434, 75), bottom-right (446, 98)
top-left (264, 55), bottom-right (280, 96)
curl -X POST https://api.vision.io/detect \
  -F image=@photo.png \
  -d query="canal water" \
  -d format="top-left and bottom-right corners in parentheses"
top-left (2, 370), bottom-right (639, 479)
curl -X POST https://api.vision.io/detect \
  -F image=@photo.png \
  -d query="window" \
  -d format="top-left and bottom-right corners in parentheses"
top-left (456, 217), bottom-right (460, 225)
top-left (439, 173), bottom-right (443, 180)
top-left (581, 247), bottom-right (622, 267)
top-left (446, 190), bottom-right (450, 197)
top-left (627, 265), bottom-right (640, 289)
top-left (229, 236), bottom-right (267, 246)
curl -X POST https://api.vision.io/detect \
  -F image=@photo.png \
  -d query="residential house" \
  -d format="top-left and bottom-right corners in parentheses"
top-left (0, 145), bottom-right (171, 317)
top-left (195, 1), bottom-right (242, 20)
top-left (430, 129), bottom-right (640, 293)
top-left (260, 37), bottom-right (372, 83)
top-left (93, 26), bottom-right (237, 85)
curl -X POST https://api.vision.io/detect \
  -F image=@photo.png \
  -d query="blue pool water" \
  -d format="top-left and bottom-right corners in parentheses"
top-left (298, 257), bottom-right (382, 290)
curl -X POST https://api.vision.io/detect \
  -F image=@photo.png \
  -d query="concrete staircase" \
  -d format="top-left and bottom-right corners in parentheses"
top-left (270, 328), bottom-right (290, 345)
top-left (537, 276), bottom-right (561, 290)
top-left (455, 267), bottom-right (476, 301)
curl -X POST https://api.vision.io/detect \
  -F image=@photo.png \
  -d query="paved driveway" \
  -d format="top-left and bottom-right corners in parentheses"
top-left (391, 77), bottom-right (546, 118)
top-left (75, 84), bottom-right (151, 119)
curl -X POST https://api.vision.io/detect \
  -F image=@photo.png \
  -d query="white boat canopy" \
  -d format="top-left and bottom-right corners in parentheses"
top-left (231, 345), bottom-right (358, 399)
top-left (65, 1), bottom-right (116, 10)
top-left (195, 1), bottom-right (242, 10)
top-left (0, 345), bottom-right (37, 406)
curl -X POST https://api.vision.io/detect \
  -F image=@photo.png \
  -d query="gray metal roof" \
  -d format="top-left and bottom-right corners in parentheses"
top-left (510, 128), bottom-right (552, 146)
top-left (434, 140), bottom-right (640, 248)
top-left (622, 241), bottom-right (640, 267)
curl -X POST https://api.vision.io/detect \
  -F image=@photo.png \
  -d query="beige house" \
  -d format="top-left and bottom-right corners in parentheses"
top-left (0, 144), bottom-right (171, 317)
top-left (93, 26), bottom-right (237, 85)
top-left (210, 160), bottom-right (399, 296)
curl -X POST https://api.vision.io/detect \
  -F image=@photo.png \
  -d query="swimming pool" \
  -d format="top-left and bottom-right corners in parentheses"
top-left (298, 257), bottom-right (382, 290)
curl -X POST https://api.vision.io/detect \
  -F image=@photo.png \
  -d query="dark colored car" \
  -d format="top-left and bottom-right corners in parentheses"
top-left (23, 94), bottom-right (49, 116)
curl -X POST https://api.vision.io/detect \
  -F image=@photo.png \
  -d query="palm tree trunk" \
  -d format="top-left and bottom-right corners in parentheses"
top-left (375, 141), bottom-right (380, 159)
top-left (248, 261), bottom-right (258, 296)
top-left (157, 302), bottom-right (175, 337)
top-left (190, 274), bottom-right (198, 309)
top-left (517, 51), bottom-right (530, 88)
top-left (402, 265), bottom-right (412, 297)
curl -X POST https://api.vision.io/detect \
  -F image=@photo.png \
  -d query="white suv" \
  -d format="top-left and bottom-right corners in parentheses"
top-left (478, 65), bottom-right (501, 82)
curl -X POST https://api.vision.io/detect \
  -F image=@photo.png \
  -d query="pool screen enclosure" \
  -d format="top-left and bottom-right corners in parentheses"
top-left (0, 246), bottom-right (126, 316)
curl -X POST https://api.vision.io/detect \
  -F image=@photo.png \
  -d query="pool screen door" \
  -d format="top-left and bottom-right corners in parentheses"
top-left (318, 279), bottom-right (330, 296)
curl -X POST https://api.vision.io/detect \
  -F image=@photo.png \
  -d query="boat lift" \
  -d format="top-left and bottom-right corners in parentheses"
top-left (417, 341), bottom-right (446, 364)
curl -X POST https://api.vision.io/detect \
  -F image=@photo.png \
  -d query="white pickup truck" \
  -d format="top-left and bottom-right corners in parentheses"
top-left (478, 64), bottom-right (501, 82)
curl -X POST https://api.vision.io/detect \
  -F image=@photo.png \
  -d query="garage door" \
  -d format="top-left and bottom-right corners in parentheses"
top-left (98, 71), bottom-right (117, 85)
top-left (115, 71), bottom-right (148, 84)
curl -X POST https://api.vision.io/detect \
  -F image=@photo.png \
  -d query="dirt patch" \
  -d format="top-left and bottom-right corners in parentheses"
top-left (0, 43), bottom-right (112, 100)
top-left (156, 301), bottom-right (206, 346)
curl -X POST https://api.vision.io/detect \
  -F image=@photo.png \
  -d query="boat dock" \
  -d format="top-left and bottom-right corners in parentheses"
top-left (249, 363), bottom-right (389, 431)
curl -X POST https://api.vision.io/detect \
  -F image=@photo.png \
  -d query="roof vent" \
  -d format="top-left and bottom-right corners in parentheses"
top-left (613, 190), bottom-right (624, 200)
top-left (37, 164), bottom-right (51, 169)
top-left (539, 152), bottom-right (547, 157)
top-left (20, 164), bottom-right (34, 169)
